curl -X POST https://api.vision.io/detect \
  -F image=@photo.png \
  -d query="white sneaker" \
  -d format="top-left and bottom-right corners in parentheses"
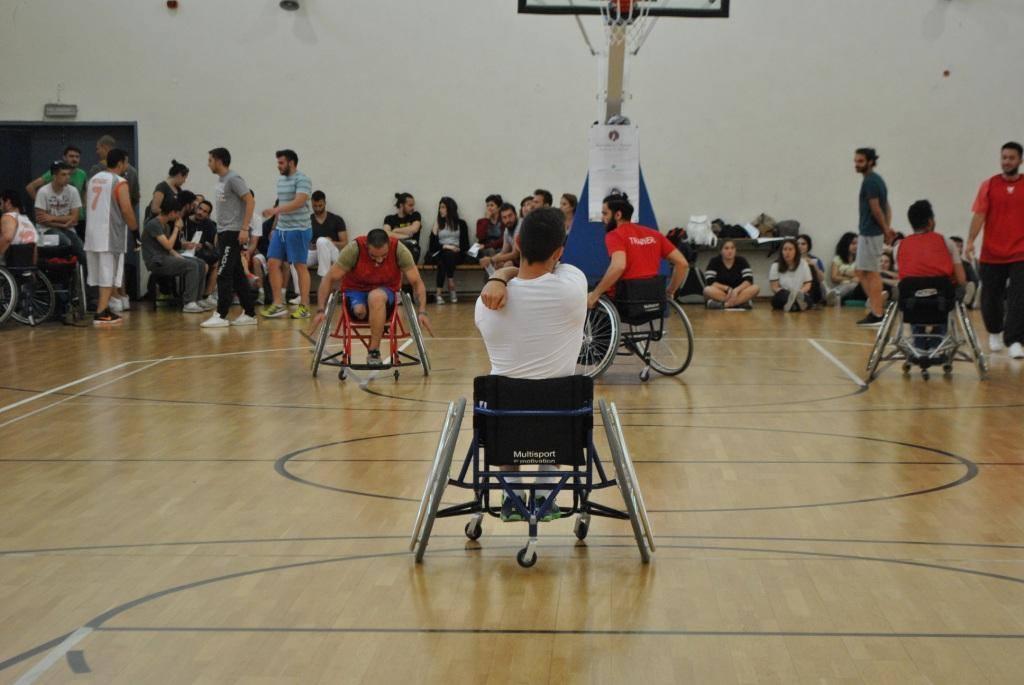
top-left (1009, 342), bottom-right (1024, 359)
top-left (199, 299), bottom-right (216, 311)
top-left (120, 296), bottom-right (131, 311)
top-left (201, 294), bottom-right (218, 308)
top-left (109, 297), bottom-right (123, 312)
top-left (200, 313), bottom-right (229, 328)
top-left (449, 291), bottom-right (458, 304)
top-left (230, 313), bottom-right (258, 326)
top-left (288, 294), bottom-right (302, 305)
top-left (989, 334), bottom-right (1005, 353)
top-left (182, 302), bottom-right (205, 313)
top-left (434, 294), bottom-right (445, 305)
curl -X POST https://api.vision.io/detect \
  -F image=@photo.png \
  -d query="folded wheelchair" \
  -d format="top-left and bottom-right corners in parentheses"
top-left (411, 375), bottom-right (655, 568)
top-left (866, 276), bottom-right (987, 382)
top-left (310, 289), bottom-right (430, 381)
top-left (577, 276), bottom-right (694, 381)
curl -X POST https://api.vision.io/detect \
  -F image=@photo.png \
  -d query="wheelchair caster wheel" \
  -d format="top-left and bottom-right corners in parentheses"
top-left (465, 516), bottom-right (483, 541)
top-left (639, 368), bottom-right (651, 382)
top-left (338, 368), bottom-right (348, 381)
top-left (902, 362), bottom-right (912, 375)
top-left (921, 369), bottom-right (930, 380)
top-left (574, 517), bottom-right (589, 541)
top-left (516, 547), bottom-right (538, 568)
top-left (943, 364), bottom-right (953, 375)
top-left (394, 369), bottom-right (400, 381)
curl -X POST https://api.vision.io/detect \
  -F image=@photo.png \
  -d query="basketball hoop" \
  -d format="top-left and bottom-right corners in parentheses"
top-left (599, 0), bottom-right (662, 55)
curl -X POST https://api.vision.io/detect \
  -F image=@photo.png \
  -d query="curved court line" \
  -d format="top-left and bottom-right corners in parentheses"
top-left (273, 425), bottom-right (977, 513)
top-left (5, 541), bottom-right (1024, 677)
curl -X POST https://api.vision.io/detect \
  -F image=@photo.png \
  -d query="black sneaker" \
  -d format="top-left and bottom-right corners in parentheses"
top-left (367, 349), bottom-right (383, 368)
top-left (500, 495), bottom-right (524, 522)
top-left (93, 309), bottom-right (122, 326)
top-left (857, 312), bottom-right (885, 327)
top-left (537, 496), bottom-right (563, 522)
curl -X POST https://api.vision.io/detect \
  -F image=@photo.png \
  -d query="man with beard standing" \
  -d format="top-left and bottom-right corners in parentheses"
top-left (853, 147), bottom-right (895, 327)
top-left (967, 142), bottom-right (1024, 358)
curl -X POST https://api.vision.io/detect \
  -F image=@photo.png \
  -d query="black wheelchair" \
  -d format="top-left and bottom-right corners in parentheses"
top-left (411, 375), bottom-right (654, 568)
top-left (0, 244), bottom-right (86, 326)
top-left (576, 276), bottom-right (694, 381)
top-left (866, 276), bottom-right (987, 382)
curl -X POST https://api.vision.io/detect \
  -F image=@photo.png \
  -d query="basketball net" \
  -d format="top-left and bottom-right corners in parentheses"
top-left (599, 0), bottom-right (661, 55)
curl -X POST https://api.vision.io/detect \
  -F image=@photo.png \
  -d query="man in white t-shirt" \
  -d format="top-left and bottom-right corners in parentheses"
top-left (475, 207), bottom-right (587, 379)
top-left (34, 161), bottom-right (85, 262)
top-left (475, 207), bottom-right (587, 522)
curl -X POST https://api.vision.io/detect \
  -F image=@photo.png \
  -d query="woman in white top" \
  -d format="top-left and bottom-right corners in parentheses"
top-left (427, 196), bottom-right (470, 304)
top-left (769, 239), bottom-right (813, 311)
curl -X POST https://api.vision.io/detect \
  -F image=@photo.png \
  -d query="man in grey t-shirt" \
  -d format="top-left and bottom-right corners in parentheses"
top-left (853, 147), bottom-right (895, 327)
top-left (200, 147), bottom-right (258, 328)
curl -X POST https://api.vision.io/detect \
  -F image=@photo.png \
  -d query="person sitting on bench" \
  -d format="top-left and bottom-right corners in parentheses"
top-left (313, 228), bottom-right (430, 368)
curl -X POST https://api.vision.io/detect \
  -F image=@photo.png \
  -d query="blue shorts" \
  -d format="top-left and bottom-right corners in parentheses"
top-left (345, 288), bottom-right (395, 318)
top-left (268, 228), bottom-right (313, 264)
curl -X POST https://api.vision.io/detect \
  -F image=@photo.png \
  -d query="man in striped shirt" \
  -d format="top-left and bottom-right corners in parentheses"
top-left (261, 149), bottom-right (313, 319)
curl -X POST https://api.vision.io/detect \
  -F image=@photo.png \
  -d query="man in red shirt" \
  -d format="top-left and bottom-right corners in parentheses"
top-left (967, 141), bottom-right (1024, 358)
top-left (587, 193), bottom-right (689, 309)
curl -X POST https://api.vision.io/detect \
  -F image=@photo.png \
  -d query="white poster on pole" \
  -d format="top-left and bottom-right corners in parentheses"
top-left (588, 124), bottom-right (640, 222)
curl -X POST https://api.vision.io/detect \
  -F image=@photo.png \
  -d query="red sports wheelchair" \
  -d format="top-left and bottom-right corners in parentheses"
top-left (310, 288), bottom-right (430, 381)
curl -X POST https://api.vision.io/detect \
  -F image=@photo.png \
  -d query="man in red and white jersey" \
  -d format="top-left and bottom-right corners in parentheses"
top-left (0, 190), bottom-right (38, 265)
top-left (85, 148), bottom-right (138, 325)
top-left (586, 193), bottom-right (689, 309)
top-left (967, 141), bottom-right (1024, 358)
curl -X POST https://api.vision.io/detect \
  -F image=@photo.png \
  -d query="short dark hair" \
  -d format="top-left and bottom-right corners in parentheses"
top-left (1003, 141), bottom-right (1024, 157)
top-left (50, 160), bottom-right (71, 176)
top-left (311, 190), bottom-right (326, 203)
top-left (499, 202), bottom-right (517, 218)
top-left (519, 208), bottom-right (565, 264)
top-left (855, 147), bottom-right (879, 164)
top-left (168, 159), bottom-right (189, 177)
top-left (63, 145), bottom-right (81, 157)
top-left (275, 149), bottom-right (299, 165)
top-left (797, 233), bottom-right (813, 251)
top-left (1, 189), bottom-right (22, 211)
top-left (835, 232), bottom-right (857, 263)
top-left (602, 193), bottom-right (634, 220)
top-left (209, 147), bottom-right (231, 167)
top-left (159, 196), bottom-right (182, 215)
top-left (533, 189), bottom-right (553, 206)
top-left (199, 200), bottom-right (213, 212)
top-left (178, 190), bottom-right (197, 207)
top-left (366, 228), bottom-right (390, 248)
top-left (106, 148), bottom-right (128, 168)
top-left (907, 200), bottom-right (934, 231)
top-left (485, 194), bottom-right (503, 207)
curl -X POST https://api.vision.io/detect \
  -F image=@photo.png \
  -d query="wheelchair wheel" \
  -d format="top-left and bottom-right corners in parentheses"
top-left (865, 301), bottom-right (898, 382)
top-left (412, 398), bottom-right (465, 562)
top-left (12, 270), bottom-right (55, 326)
top-left (647, 300), bottom-right (694, 376)
top-left (577, 298), bottom-right (619, 378)
top-left (516, 546), bottom-right (538, 568)
top-left (311, 292), bottom-right (338, 377)
top-left (0, 267), bottom-right (16, 325)
top-left (957, 302), bottom-right (988, 380)
top-left (401, 292), bottom-right (431, 376)
top-left (599, 400), bottom-right (653, 563)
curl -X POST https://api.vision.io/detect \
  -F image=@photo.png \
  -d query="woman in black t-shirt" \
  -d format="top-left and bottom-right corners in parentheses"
top-left (703, 240), bottom-right (760, 309)
top-left (146, 159), bottom-right (189, 221)
top-left (383, 192), bottom-right (423, 262)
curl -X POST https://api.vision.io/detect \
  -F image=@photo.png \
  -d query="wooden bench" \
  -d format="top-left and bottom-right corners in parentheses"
top-left (417, 263), bottom-right (487, 294)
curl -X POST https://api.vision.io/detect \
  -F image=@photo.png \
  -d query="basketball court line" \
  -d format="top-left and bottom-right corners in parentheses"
top-left (807, 338), bottom-right (867, 388)
top-left (0, 361), bottom-right (145, 416)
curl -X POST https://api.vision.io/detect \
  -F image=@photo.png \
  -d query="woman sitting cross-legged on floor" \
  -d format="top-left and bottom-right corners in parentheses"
top-left (703, 239), bottom-right (760, 309)
top-left (828, 231), bottom-right (867, 305)
top-left (769, 238), bottom-right (813, 311)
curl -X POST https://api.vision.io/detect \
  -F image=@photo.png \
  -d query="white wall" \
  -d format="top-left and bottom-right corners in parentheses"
top-left (1, 0), bottom-right (1021, 257)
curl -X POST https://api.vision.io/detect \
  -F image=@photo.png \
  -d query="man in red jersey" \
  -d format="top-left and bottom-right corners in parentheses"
top-left (587, 193), bottom-right (689, 309)
top-left (313, 228), bottom-right (430, 367)
top-left (967, 142), bottom-right (1024, 358)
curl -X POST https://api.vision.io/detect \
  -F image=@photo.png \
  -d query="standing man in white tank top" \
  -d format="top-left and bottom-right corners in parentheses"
top-left (85, 148), bottom-right (138, 325)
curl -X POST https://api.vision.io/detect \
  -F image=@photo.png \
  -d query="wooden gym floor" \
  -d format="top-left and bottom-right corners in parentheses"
top-left (1, 302), bottom-right (1023, 684)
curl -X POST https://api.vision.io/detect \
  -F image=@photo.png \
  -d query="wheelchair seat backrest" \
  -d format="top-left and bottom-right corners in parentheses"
top-left (473, 375), bottom-right (593, 467)
top-left (3, 244), bottom-right (35, 269)
top-left (898, 276), bottom-right (956, 324)
top-left (616, 275), bottom-right (667, 325)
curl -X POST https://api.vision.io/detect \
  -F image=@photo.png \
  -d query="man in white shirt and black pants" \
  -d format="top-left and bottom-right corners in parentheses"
top-left (475, 207), bottom-right (588, 519)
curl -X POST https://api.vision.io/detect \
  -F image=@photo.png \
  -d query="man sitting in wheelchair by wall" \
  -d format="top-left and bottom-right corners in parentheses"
top-left (313, 228), bottom-right (431, 367)
top-left (586, 193), bottom-right (689, 315)
top-left (0, 191), bottom-right (38, 267)
top-left (477, 207), bottom-right (588, 521)
top-left (894, 200), bottom-right (967, 354)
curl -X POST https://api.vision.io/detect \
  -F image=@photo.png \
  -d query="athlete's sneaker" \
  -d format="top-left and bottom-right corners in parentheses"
top-left (108, 297), bottom-right (123, 313)
top-left (290, 304), bottom-right (311, 319)
top-left (1010, 342), bottom-right (1024, 359)
top-left (367, 349), bottom-right (383, 368)
top-left (200, 294), bottom-right (218, 309)
top-left (182, 301), bottom-right (205, 313)
top-left (120, 296), bottom-right (131, 311)
top-left (230, 313), bottom-right (258, 326)
top-left (989, 334), bottom-right (1005, 353)
top-left (537, 496), bottom-right (563, 522)
top-left (825, 288), bottom-right (839, 306)
top-left (288, 294), bottom-right (302, 306)
top-left (199, 299), bottom-right (216, 311)
top-left (93, 309), bottom-right (122, 325)
top-left (260, 303), bottom-right (288, 318)
top-left (434, 293), bottom-right (445, 305)
top-left (706, 300), bottom-right (724, 310)
top-left (500, 495), bottom-right (525, 522)
top-left (857, 312), bottom-right (885, 327)
top-left (200, 313), bottom-right (229, 328)
top-left (449, 291), bottom-right (458, 304)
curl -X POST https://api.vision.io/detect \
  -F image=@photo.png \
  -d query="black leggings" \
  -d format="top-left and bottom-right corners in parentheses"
top-left (435, 249), bottom-right (463, 289)
top-left (980, 261), bottom-right (1024, 344)
top-left (216, 231), bottom-right (255, 318)
top-left (771, 289), bottom-right (808, 311)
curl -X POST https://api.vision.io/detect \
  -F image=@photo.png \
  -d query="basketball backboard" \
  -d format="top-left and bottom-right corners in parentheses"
top-left (517, 0), bottom-right (729, 18)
